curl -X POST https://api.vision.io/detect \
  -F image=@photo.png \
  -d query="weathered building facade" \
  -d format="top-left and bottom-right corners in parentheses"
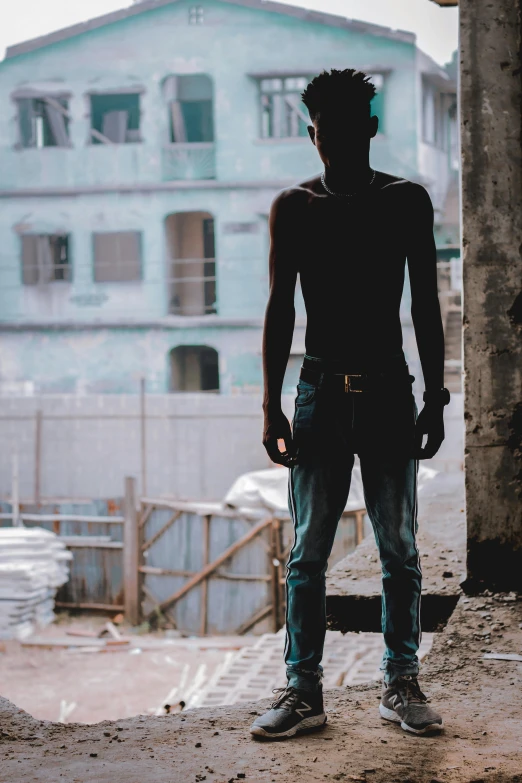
top-left (0, 0), bottom-right (458, 396)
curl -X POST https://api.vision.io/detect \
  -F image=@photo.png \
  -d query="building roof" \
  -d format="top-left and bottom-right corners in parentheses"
top-left (4, 0), bottom-right (416, 61)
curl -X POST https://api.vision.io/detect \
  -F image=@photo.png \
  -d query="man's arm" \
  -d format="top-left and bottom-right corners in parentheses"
top-left (262, 189), bottom-right (300, 466)
top-left (406, 184), bottom-right (447, 459)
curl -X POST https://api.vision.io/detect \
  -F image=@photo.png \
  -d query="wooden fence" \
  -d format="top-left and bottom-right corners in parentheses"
top-left (124, 477), bottom-right (365, 635)
top-left (1, 476), bottom-right (366, 634)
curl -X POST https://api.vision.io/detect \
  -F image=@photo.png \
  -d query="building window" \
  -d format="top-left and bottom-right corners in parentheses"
top-left (169, 345), bottom-right (219, 392)
top-left (93, 232), bottom-right (142, 282)
top-left (367, 73), bottom-right (385, 134)
top-left (259, 76), bottom-right (310, 138)
top-left (21, 234), bottom-right (71, 285)
top-left (163, 75), bottom-right (214, 143)
top-left (165, 212), bottom-right (217, 315)
top-left (422, 78), bottom-right (448, 149)
top-left (17, 96), bottom-right (70, 148)
top-left (89, 93), bottom-right (141, 144)
top-left (188, 4), bottom-right (204, 24)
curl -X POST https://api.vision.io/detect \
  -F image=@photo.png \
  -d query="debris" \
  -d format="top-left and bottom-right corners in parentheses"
top-left (99, 621), bottom-right (123, 640)
top-left (483, 653), bottom-right (522, 662)
top-left (21, 636), bottom-right (129, 650)
top-left (58, 700), bottom-right (77, 723)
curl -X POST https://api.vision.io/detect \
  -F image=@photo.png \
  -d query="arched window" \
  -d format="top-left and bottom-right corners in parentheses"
top-left (169, 345), bottom-right (219, 392)
top-left (162, 74), bottom-right (214, 143)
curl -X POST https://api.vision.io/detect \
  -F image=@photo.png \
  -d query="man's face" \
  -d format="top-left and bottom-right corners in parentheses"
top-left (308, 109), bottom-right (378, 167)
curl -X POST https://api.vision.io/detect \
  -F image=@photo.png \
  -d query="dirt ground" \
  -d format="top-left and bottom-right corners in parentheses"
top-left (1, 594), bottom-right (521, 783)
top-left (0, 615), bottom-right (250, 723)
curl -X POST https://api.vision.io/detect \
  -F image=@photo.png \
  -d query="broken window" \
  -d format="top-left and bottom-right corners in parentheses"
top-left (89, 93), bottom-right (141, 144)
top-left (163, 75), bottom-right (214, 143)
top-left (93, 232), bottom-right (142, 282)
top-left (17, 96), bottom-right (70, 148)
top-left (169, 345), bottom-right (219, 392)
top-left (21, 234), bottom-right (71, 285)
top-left (260, 76), bottom-right (310, 138)
top-left (165, 213), bottom-right (217, 315)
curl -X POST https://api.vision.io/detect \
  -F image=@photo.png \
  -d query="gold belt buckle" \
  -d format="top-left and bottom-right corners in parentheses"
top-left (344, 374), bottom-right (363, 393)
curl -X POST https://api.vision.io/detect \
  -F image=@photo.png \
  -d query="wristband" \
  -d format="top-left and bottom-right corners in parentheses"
top-left (423, 388), bottom-right (450, 406)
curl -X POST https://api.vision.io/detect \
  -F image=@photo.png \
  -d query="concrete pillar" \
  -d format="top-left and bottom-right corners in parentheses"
top-left (460, 0), bottom-right (522, 590)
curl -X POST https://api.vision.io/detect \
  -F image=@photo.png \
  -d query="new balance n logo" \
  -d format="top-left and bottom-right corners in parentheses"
top-left (295, 701), bottom-right (312, 718)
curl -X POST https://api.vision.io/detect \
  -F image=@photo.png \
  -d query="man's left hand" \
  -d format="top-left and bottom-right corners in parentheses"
top-left (414, 403), bottom-right (445, 459)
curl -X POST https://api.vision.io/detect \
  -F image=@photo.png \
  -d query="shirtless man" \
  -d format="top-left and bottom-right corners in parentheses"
top-left (250, 68), bottom-right (449, 739)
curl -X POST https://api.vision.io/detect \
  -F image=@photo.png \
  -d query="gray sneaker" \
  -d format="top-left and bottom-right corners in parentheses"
top-left (250, 685), bottom-right (327, 739)
top-left (379, 675), bottom-right (443, 734)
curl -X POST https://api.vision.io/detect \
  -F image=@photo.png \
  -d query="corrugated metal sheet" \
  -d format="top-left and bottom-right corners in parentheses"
top-left (142, 508), bottom-right (272, 634)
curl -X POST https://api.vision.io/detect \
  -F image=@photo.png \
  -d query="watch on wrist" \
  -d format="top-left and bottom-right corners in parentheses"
top-left (423, 388), bottom-right (450, 406)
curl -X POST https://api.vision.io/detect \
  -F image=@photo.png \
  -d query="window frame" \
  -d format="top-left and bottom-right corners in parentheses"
top-left (14, 93), bottom-right (72, 150)
top-left (87, 89), bottom-right (144, 146)
top-left (20, 233), bottom-right (72, 286)
top-left (421, 76), bottom-right (450, 150)
top-left (258, 75), bottom-right (311, 140)
top-left (92, 230), bottom-right (143, 284)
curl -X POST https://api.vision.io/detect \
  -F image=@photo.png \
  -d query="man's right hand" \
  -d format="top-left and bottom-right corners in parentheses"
top-left (262, 409), bottom-right (298, 467)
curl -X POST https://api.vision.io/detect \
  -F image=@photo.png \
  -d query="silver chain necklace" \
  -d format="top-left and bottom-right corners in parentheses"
top-left (320, 168), bottom-right (376, 198)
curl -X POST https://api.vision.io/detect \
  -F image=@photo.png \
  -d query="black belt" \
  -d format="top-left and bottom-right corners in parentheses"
top-left (299, 362), bottom-right (413, 393)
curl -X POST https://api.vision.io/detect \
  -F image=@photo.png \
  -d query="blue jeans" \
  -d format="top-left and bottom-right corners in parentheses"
top-left (284, 356), bottom-right (421, 691)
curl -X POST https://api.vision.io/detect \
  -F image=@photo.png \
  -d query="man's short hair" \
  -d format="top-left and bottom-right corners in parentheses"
top-left (301, 68), bottom-right (377, 122)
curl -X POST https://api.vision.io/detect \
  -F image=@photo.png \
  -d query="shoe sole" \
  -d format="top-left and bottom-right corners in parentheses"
top-left (250, 713), bottom-right (327, 739)
top-left (379, 704), bottom-right (443, 735)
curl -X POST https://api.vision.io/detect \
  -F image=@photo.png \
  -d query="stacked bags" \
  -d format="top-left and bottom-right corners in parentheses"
top-left (0, 527), bottom-right (72, 639)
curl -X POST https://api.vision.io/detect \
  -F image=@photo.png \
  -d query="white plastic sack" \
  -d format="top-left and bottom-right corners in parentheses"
top-left (223, 463), bottom-right (438, 514)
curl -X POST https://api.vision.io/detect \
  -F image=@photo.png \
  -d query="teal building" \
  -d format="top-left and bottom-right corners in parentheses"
top-left (0, 0), bottom-right (458, 395)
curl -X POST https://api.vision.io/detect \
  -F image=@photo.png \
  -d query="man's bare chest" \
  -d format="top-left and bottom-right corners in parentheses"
top-left (299, 190), bottom-right (405, 268)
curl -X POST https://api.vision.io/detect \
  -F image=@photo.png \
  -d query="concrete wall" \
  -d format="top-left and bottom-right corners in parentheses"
top-left (0, 393), bottom-right (276, 500)
top-left (0, 389), bottom-right (463, 502)
top-left (460, 0), bottom-right (522, 591)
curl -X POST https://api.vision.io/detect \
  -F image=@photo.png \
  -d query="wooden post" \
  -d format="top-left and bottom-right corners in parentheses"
top-left (270, 519), bottom-right (280, 633)
top-left (11, 453), bottom-right (21, 527)
top-left (200, 514), bottom-right (211, 635)
top-left (140, 377), bottom-right (147, 496)
top-left (34, 410), bottom-right (42, 507)
top-left (355, 510), bottom-right (365, 545)
top-left (123, 476), bottom-right (140, 626)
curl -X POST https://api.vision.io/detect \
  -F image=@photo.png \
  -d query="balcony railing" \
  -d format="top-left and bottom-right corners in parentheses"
top-left (162, 142), bottom-right (216, 181)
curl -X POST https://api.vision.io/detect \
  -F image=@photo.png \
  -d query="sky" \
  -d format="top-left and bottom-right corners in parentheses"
top-left (0, 0), bottom-right (458, 65)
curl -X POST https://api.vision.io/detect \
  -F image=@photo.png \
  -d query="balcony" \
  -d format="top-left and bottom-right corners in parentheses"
top-left (162, 142), bottom-right (216, 181)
